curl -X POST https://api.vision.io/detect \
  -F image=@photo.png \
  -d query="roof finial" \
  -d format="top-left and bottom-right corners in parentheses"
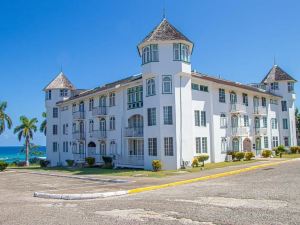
top-left (162, 0), bottom-right (166, 19)
top-left (273, 56), bottom-right (277, 66)
top-left (60, 64), bottom-right (63, 73)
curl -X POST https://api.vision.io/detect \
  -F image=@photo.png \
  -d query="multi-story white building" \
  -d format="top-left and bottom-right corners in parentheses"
top-left (44, 18), bottom-right (297, 170)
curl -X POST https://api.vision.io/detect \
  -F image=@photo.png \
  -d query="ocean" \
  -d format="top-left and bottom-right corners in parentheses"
top-left (0, 146), bottom-right (46, 163)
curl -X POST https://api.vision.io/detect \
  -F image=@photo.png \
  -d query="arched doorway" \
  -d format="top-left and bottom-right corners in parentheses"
top-left (232, 138), bottom-right (239, 152)
top-left (243, 138), bottom-right (251, 152)
top-left (87, 141), bottom-right (96, 157)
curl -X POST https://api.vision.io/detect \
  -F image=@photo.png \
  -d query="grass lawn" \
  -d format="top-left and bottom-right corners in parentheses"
top-left (275, 153), bottom-right (300, 159)
top-left (9, 160), bottom-right (259, 178)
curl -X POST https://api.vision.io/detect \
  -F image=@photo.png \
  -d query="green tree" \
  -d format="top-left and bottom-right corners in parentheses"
top-left (14, 116), bottom-right (38, 166)
top-left (40, 112), bottom-right (47, 135)
top-left (0, 101), bottom-right (12, 135)
top-left (296, 108), bottom-right (300, 145)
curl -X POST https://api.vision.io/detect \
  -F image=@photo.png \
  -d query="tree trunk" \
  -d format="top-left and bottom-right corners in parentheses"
top-left (25, 138), bottom-right (29, 167)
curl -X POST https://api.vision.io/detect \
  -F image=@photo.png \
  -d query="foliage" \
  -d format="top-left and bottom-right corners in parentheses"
top-left (191, 158), bottom-right (199, 167)
top-left (0, 161), bottom-right (8, 171)
top-left (290, 146), bottom-right (300, 154)
top-left (20, 143), bottom-right (43, 156)
top-left (197, 154), bottom-right (209, 166)
top-left (29, 157), bottom-right (41, 164)
top-left (85, 157), bottom-right (95, 167)
top-left (102, 156), bottom-right (113, 169)
top-left (262, 149), bottom-right (272, 158)
top-left (14, 116), bottom-right (38, 166)
top-left (227, 151), bottom-right (236, 160)
top-left (66, 159), bottom-right (75, 167)
top-left (40, 112), bottom-right (47, 136)
top-left (235, 152), bottom-right (245, 161)
top-left (244, 152), bottom-right (254, 161)
top-left (152, 160), bottom-right (162, 172)
top-left (0, 101), bottom-right (12, 135)
top-left (17, 161), bottom-right (27, 167)
top-left (40, 159), bottom-right (50, 168)
top-left (295, 108), bottom-right (300, 137)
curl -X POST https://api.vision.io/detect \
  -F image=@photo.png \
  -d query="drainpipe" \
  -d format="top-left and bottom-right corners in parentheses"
top-left (180, 75), bottom-right (183, 169)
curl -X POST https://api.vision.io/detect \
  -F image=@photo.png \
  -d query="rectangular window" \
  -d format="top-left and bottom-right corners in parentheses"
top-left (163, 106), bottom-right (173, 125)
top-left (147, 108), bottom-right (156, 126)
top-left (288, 82), bottom-right (294, 93)
top-left (162, 75), bottom-right (172, 94)
top-left (263, 117), bottom-right (267, 128)
top-left (109, 92), bottom-right (116, 106)
top-left (191, 83), bottom-right (208, 92)
top-left (221, 138), bottom-right (227, 153)
top-left (272, 118), bottom-right (278, 129)
top-left (262, 97), bottom-right (267, 107)
top-left (53, 107), bottom-right (58, 118)
top-left (151, 44), bottom-right (159, 62)
top-left (220, 114), bottom-right (227, 128)
top-left (63, 142), bottom-right (69, 152)
top-left (164, 137), bottom-right (174, 156)
top-left (60, 89), bottom-right (68, 97)
top-left (244, 115), bottom-right (249, 127)
top-left (46, 90), bottom-right (52, 100)
top-left (272, 136), bottom-right (279, 148)
top-left (283, 118), bottom-right (288, 129)
top-left (142, 44), bottom-right (159, 64)
top-left (219, 89), bottom-right (226, 103)
top-left (148, 138), bottom-right (157, 156)
top-left (270, 82), bottom-right (279, 90)
top-left (146, 78), bottom-right (156, 96)
top-left (281, 101), bottom-right (287, 111)
top-left (173, 43), bottom-right (180, 60)
top-left (196, 137), bottom-right (201, 153)
top-left (191, 83), bottom-right (199, 90)
top-left (194, 110), bottom-right (200, 126)
top-left (173, 43), bottom-right (190, 62)
top-left (53, 142), bottom-right (58, 152)
top-left (53, 125), bottom-right (58, 135)
top-left (89, 98), bottom-right (94, 111)
top-left (270, 99), bottom-right (278, 105)
top-left (242, 93), bottom-right (248, 106)
top-left (284, 137), bottom-right (289, 147)
top-left (264, 137), bottom-right (269, 149)
top-left (72, 104), bottom-right (76, 113)
top-left (63, 124), bottom-right (66, 135)
top-left (202, 137), bottom-right (208, 153)
top-left (201, 111), bottom-right (206, 127)
top-left (127, 85), bottom-right (143, 109)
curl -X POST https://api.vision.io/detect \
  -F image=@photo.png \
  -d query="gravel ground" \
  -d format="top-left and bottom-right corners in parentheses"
top-left (0, 160), bottom-right (299, 225)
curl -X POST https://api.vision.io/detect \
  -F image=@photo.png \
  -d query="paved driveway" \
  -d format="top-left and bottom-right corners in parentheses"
top-left (0, 160), bottom-right (299, 225)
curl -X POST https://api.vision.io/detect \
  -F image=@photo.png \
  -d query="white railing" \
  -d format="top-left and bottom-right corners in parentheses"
top-left (73, 153), bottom-right (85, 162)
top-left (230, 104), bottom-right (246, 113)
top-left (92, 107), bottom-right (107, 116)
top-left (72, 131), bottom-right (85, 140)
top-left (117, 155), bottom-right (144, 167)
top-left (90, 130), bottom-right (107, 139)
top-left (124, 127), bottom-right (144, 137)
top-left (253, 106), bottom-right (267, 115)
top-left (231, 127), bottom-right (248, 136)
top-left (255, 128), bottom-right (267, 136)
top-left (73, 111), bottom-right (85, 120)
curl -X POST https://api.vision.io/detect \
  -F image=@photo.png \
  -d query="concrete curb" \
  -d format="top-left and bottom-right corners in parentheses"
top-left (34, 190), bottom-right (129, 200)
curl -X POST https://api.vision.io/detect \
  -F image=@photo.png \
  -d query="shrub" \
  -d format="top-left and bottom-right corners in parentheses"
top-left (197, 154), bottom-right (209, 166)
top-left (262, 150), bottom-right (272, 158)
top-left (0, 161), bottom-right (8, 171)
top-left (245, 152), bottom-right (254, 161)
top-left (152, 160), bottom-right (162, 171)
top-left (290, 146), bottom-right (299, 154)
top-left (102, 156), bottom-right (113, 169)
top-left (17, 161), bottom-right (27, 167)
top-left (40, 159), bottom-right (50, 168)
top-left (85, 157), bottom-right (95, 167)
top-left (235, 152), bottom-right (245, 161)
top-left (227, 151), bottom-right (236, 160)
top-left (66, 159), bottom-right (75, 167)
top-left (29, 157), bottom-right (41, 164)
top-left (191, 158), bottom-right (199, 167)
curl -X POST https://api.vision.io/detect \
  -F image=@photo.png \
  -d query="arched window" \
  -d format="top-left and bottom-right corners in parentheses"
top-left (255, 137), bottom-right (261, 150)
top-left (231, 115), bottom-right (238, 128)
top-left (162, 75), bottom-right (172, 94)
top-left (181, 44), bottom-right (190, 62)
top-left (146, 78), bottom-right (155, 96)
top-left (128, 115), bottom-right (143, 128)
top-left (142, 46), bottom-right (150, 64)
top-left (99, 96), bottom-right (106, 107)
top-left (254, 117), bottom-right (260, 129)
top-left (232, 138), bottom-right (239, 151)
top-left (89, 98), bottom-right (94, 111)
top-left (89, 120), bottom-right (94, 133)
top-left (220, 113), bottom-right (227, 128)
top-left (230, 92), bottom-right (237, 104)
top-left (79, 101), bottom-right (84, 112)
top-left (79, 142), bottom-right (84, 154)
top-left (110, 140), bottom-right (117, 155)
top-left (109, 116), bottom-right (115, 130)
top-left (221, 138), bottom-right (227, 153)
top-left (109, 92), bottom-right (115, 106)
top-left (100, 141), bottom-right (106, 155)
top-left (253, 96), bottom-right (259, 107)
top-left (99, 118), bottom-right (106, 131)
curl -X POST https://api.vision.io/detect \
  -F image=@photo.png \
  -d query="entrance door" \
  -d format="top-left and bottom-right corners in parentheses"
top-left (243, 138), bottom-right (251, 152)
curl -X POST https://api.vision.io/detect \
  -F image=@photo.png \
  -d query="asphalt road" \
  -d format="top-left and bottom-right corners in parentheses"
top-left (1, 160), bottom-right (299, 225)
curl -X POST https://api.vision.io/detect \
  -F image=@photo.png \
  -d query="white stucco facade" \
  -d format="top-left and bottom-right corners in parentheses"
top-left (44, 19), bottom-right (297, 170)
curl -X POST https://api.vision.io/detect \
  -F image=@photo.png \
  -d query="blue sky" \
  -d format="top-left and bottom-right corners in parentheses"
top-left (0, 0), bottom-right (299, 146)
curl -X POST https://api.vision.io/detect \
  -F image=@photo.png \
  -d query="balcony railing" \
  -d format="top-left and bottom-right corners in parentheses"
top-left (92, 107), bottom-right (107, 116)
top-left (231, 127), bottom-right (248, 136)
top-left (72, 131), bottom-right (85, 140)
top-left (116, 155), bottom-right (144, 167)
top-left (90, 130), bottom-right (107, 139)
top-left (254, 127), bottom-right (267, 136)
top-left (124, 127), bottom-right (144, 137)
top-left (253, 106), bottom-right (267, 115)
top-left (230, 104), bottom-right (246, 113)
top-left (73, 111), bottom-right (85, 120)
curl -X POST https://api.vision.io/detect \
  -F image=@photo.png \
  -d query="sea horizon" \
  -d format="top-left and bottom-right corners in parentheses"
top-left (0, 146), bottom-right (46, 163)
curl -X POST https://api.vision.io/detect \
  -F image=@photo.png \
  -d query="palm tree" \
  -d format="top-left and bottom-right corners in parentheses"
top-left (14, 116), bottom-right (38, 166)
top-left (0, 101), bottom-right (12, 135)
top-left (40, 112), bottom-right (47, 135)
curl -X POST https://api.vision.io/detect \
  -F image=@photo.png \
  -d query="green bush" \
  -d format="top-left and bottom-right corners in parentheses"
top-left (40, 159), bottom-right (50, 168)
top-left (0, 161), bottom-right (8, 171)
top-left (102, 156), bottom-right (113, 169)
top-left (262, 150), bottom-right (272, 158)
top-left (245, 152), bottom-right (254, 161)
top-left (197, 154), bottom-right (209, 166)
top-left (290, 146), bottom-right (300, 154)
top-left (191, 158), bottom-right (199, 167)
top-left (152, 160), bottom-right (162, 172)
top-left (85, 157), bottom-right (95, 167)
top-left (235, 152), bottom-right (245, 161)
top-left (227, 151), bottom-right (236, 160)
top-left (66, 159), bottom-right (75, 167)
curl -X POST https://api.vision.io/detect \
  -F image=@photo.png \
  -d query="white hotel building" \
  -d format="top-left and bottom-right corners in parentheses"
top-left (44, 19), bottom-right (297, 170)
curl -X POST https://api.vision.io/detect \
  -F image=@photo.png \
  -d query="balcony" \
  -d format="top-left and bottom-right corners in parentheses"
top-left (72, 131), bottom-right (85, 140)
top-left (231, 127), bottom-right (248, 136)
top-left (73, 111), bottom-right (85, 120)
top-left (253, 106), bottom-right (267, 115)
top-left (90, 130), bottom-right (107, 139)
top-left (124, 127), bottom-right (144, 137)
top-left (230, 104), bottom-right (246, 114)
top-left (254, 128), bottom-right (267, 136)
top-left (92, 107), bottom-right (107, 117)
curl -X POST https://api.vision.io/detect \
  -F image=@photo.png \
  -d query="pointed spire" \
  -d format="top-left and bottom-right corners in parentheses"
top-left (261, 65), bottom-right (297, 83)
top-left (44, 71), bottom-right (76, 91)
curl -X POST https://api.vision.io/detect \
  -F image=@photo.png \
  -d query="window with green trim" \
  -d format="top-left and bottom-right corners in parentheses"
top-left (127, 85), bottom-right (143, 109)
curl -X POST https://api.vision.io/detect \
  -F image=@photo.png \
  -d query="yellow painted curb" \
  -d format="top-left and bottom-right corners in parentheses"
top-left (128, 160), bottom-right (288, 194)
